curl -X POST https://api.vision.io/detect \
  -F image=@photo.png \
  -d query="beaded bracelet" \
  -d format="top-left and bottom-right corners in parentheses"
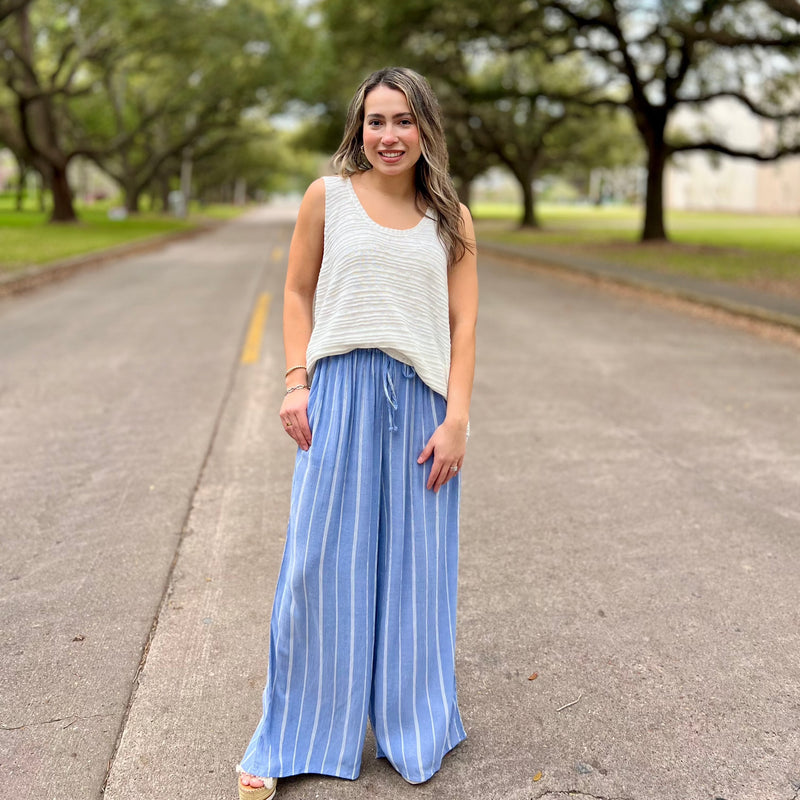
top-left (285, 384), bottom-right (310, 395)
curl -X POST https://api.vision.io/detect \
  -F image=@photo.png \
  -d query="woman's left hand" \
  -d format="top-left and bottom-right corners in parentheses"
top-left (417, 420), bottom-right (467, 493)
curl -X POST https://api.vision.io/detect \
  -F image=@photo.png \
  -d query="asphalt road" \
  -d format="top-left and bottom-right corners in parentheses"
top-left (1, 209), bottom-right (799, 800)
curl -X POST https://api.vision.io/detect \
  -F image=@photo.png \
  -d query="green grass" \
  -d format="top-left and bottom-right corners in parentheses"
top-left (0, 206), bottom-right (196, 273)
top-left (0, 191), bottom-right (252, 275)
top-left (473, 203), bottom-right (800, 287)
top-left (0, 190), bottom-right (256, 275)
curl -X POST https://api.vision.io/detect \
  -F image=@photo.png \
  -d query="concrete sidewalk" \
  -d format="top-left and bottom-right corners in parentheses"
top-left (479, 239), bottom-right (800, 333)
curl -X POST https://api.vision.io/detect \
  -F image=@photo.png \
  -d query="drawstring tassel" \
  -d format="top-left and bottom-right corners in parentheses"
top-left (382, 371), bottom-right (399, 432)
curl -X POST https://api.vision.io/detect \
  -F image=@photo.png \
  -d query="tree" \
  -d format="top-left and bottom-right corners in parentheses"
top-left (75, 0), bottom-right (306, 213)
top-left (502, 0), bottom-right (800, 240)
top-left (318, 0), bottom-right (640, 224)
top-left (0, 0), bottom-right (308, 219)
top-left (193, 122), bottom-right (321, 204)
top-left (0, 0), bottom-right (113, 220)
top-left (453, 49), bottom-right (640, 226)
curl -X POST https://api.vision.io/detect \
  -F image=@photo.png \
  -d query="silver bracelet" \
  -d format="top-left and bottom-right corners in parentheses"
top-left (284, 364), bottom-right (307, 378)
top-left (285, 383), bottom-right (310, 395)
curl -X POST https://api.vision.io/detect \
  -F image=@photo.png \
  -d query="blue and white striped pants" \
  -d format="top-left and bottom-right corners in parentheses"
top-left (239, 349), bottom-right (466, 784)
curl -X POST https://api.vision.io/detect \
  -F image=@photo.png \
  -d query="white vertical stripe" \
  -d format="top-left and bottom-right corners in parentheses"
top-left (429, 390), bottom-right (450, 724)
top-left (275, 433), bottom-right (318, 771)
top-left (435, 388), bottom-right (457, 658)
top-left (350, 354), bottom-right (378, 773)
top-left (420, 422), bottom-right (437, 751)
top-left (289, 375), bottom-right (339, 770)
top-left (380, 375), bottom-right (398, 769)
top-left (406, 374), bottom-right (425, 776)
top-left (333, 372), bottom-right (368, 774)
top-left (394, 367), bottom-right (411, 781)
top-left (304, 379), bottom-right (350, 770)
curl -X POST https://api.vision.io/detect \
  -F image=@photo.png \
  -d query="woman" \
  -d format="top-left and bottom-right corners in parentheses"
top-left (237, 66), bottom-right (478, 799)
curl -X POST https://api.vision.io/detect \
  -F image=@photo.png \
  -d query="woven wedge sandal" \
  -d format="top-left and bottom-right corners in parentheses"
top-left (238, 774), bottom-right (277, 800)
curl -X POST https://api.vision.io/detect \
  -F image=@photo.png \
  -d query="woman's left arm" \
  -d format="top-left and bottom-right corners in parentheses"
top-left (418, 205), bottom-right (479, 492)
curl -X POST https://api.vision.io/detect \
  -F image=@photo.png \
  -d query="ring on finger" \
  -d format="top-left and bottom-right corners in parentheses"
top-left (449, 464), bottom-right (459, 472)
top-left (285, 421), bottom-right (293, 428)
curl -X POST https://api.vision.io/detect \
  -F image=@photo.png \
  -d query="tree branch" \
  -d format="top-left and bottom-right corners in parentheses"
top-left (547, 0), bottom-right (617, 35)
top-left (3, 38), bottom-right (40, 90)
top-left (0, 0), bottom-right (31, 24)
top-left (763, 0), bottom-right (800, 21)
top-left (671, 140), bottom-right (800, 160)
top-left (663, 38), bottom-right (695, 111)
top-left (673, 22), bottom-right (800, 48)
top-left (48, 41), bottom-right (77, 87)
top-left (611, 4), bottom-right (660, 118)
top-left (680, 90), bottom-right (800, 120)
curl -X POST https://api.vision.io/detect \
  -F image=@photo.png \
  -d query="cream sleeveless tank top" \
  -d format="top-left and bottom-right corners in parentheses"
top-left (305, 176), bottom-right (451, 398)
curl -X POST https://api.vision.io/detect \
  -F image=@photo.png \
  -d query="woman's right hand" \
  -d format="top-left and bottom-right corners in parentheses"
top-left (279, 387), bottom-right (312, 450)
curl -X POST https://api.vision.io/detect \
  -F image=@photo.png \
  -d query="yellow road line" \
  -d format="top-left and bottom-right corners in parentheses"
top-left (241, 292), bottom-right (272, 365)
top-left (271, 246), bottom-right (284, 261)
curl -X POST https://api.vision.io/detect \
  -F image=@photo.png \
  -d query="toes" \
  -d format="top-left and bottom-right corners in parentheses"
top-left (240, 774), bottom-right (264, 788)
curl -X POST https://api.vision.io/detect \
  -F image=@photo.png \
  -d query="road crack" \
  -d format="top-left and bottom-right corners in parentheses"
top-left (2, 712), bottom-right (113, 731)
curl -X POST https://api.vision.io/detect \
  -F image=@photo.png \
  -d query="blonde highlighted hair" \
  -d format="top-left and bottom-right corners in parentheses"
top-left (331, 67), bottom-right (472, 270)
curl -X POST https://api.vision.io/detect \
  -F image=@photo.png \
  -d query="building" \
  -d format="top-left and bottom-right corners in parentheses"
top-left (666, 98), bottom-right (800, 215)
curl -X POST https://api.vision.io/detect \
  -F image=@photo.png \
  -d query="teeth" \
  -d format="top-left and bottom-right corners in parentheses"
top-left (381, 151), bottom-right (403, 157)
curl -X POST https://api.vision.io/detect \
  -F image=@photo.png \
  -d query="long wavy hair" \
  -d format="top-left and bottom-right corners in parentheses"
top-left (331, 67), bottom-right (472, 270)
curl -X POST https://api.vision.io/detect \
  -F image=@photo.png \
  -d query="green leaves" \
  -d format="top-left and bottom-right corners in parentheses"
top-left (0, 0), bottom-right (313, 216)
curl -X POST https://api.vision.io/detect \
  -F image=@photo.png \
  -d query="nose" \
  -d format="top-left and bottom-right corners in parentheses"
top-left (381, 127), bottom-right (399, 144)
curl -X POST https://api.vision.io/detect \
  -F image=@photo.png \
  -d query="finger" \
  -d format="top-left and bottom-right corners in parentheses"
top-left (436, 460), bottom-right (462, 492)
top-left (434, 465), bottom-right (451, 493)
top-left (286, 421), bottom-right (305, 450)
top-left (427, 459), bottom-right (447, 492)
top-left (294, 411), bottom-right (312, 450)
top-left (426, 466), bottom-right (438, 492)
top-left (417, 437), bottom-right (434, 465)
top-left (281, 409), bottom-right (312, 450)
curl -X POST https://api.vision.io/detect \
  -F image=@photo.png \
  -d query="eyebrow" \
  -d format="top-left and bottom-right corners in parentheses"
top-left (365, 112), bottom-right (414, 119)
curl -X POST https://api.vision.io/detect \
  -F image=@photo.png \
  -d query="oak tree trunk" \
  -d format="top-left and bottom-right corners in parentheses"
top-left (48, 163), bottom-right (77, 223)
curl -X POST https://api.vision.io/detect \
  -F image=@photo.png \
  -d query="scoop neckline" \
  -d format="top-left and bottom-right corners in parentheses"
top-left (345, 177), bottom-right (430, 233)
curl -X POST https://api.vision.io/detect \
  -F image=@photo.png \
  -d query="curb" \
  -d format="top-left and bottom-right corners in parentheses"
top-left (479, 240), bottom-right (800, 335)
top-left (0, 220), bottom-right (223, 299)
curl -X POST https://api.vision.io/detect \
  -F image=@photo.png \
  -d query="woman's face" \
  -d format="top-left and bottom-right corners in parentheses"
top-left (361, 85), bottom-right (422, 175)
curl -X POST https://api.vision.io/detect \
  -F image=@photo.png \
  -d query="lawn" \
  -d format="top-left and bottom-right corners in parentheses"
top-left (0, 197), bottom-right (247, 275)
top-left (473, 203), bottom-right (800, 289)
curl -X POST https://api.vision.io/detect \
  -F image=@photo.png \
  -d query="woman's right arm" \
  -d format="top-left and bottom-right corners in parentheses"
top-left (279, 178), bottom-right (325, 450)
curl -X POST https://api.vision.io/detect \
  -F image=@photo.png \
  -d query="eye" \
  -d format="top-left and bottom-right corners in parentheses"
top-left (367, 119), bottom-right (382, 127)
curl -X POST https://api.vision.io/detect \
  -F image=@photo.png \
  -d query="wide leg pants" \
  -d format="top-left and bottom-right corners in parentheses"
top-left (239, 349), bottom-right (466, 784)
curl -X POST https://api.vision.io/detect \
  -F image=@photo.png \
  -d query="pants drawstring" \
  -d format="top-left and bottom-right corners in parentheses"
top-left (383, 370), bottom-right (398, 432)
top-left (382, 362), bottom-right (416, 432)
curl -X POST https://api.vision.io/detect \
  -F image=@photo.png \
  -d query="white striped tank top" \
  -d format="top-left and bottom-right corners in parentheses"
top-left (305, 176), bottom-right (451, 398)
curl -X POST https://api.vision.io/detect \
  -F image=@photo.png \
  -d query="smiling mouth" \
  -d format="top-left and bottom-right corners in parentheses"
top-left (379, 151), bottom-right (404, 158)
